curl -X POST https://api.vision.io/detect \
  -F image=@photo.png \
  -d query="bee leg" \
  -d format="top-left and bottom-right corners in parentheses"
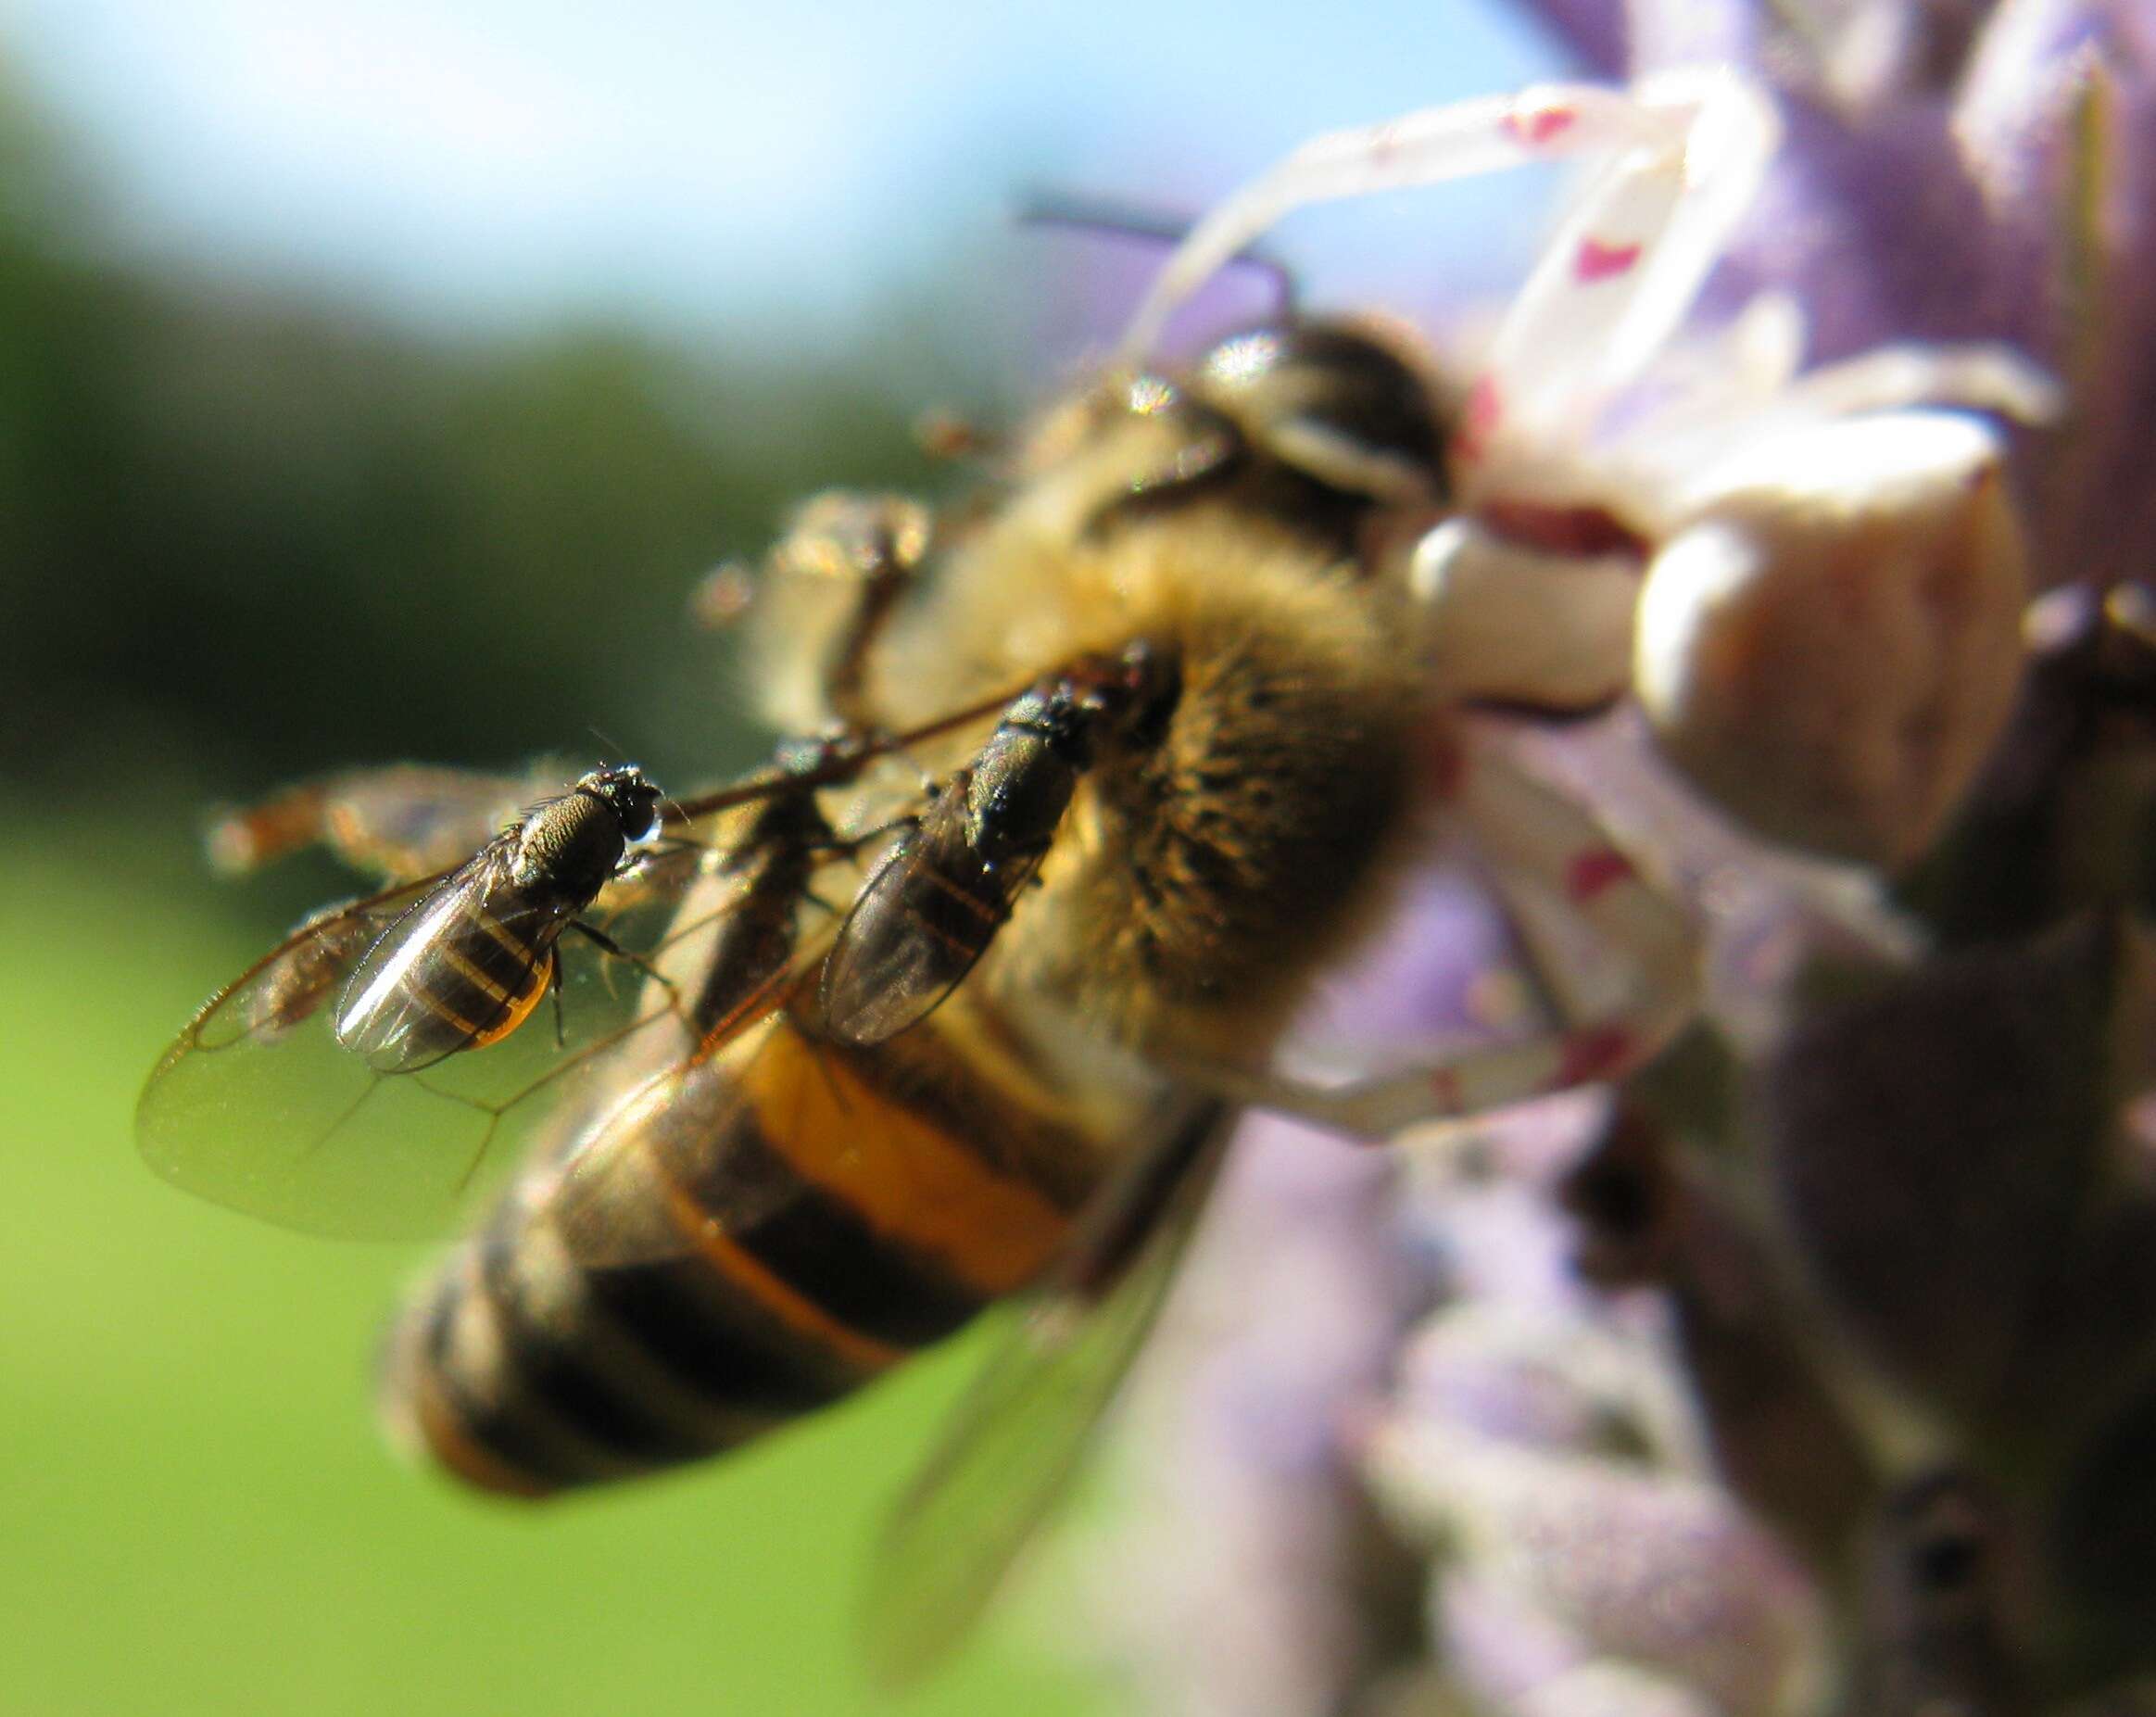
top-left (1185, 743), bottom-right (1699, 1140)
top-left (758, 493), bottom-right (934, 732)
top-left (206, 764), bottom-right (537, 880)
top-left (1117, 72), bottom-right (1774, 377)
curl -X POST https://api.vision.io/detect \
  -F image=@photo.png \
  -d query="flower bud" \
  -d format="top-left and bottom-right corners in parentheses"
top-left (1634, 411), bottom-right (2028, 867)
top-left (1364, 1418), bottom-right (1823, 1713)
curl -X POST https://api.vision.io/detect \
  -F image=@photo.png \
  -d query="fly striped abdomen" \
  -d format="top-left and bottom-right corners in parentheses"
top-left (334, 766), bottom-right (661, 1074)
top-left (435, 892), bottom-right (553, 1043)
top-left (410, 890), bottom-right (550, 1052)
top-left (378, 1011), bottom-right (1104, 1496)
top-left (335, 870), bottom-right (553, 1071)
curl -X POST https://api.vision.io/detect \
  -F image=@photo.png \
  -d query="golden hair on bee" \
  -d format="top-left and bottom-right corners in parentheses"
top-left (881, 509), bottom-right (1432, 1064)
top-left (144, 62), bottom-right (2060, 1683)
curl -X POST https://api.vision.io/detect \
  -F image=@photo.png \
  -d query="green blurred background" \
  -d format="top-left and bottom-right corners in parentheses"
top-left (0, 69), bottom-right (1097, 1717)
top-left (0, 3), bottom-right (1555, 1709)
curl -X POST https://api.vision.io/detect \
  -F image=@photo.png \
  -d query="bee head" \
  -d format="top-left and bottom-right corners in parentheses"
top-left (575, 764), bottom-right (663, 841)
top-left (1191, 321), bottom-right (1449, 508)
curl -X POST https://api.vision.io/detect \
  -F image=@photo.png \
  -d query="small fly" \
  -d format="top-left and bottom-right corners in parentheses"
top-left (334, 766), bottom-right (664, 1071)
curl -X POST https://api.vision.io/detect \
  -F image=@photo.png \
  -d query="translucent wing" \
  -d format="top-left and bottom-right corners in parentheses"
top-left (860, 1102), bottom-right (1236, 1688)
top-left (819, 804), bottom-right (1050, 1047)
top-left (135, 841), bottom-right (729, 1240)
top-left (822, 659), bottom-right (1156, 1048)
top-left (545, 1003), bottom-right (826, 1270)
top-left (332, 849), bottom-right (563, 1073)
top-left (144, 708), bottom-right (1034, 1243)
top-left (545, 789), bottom-right (858, 1266)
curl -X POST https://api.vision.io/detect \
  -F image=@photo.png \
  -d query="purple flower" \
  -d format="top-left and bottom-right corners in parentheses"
top-left (1620, 0), bottom-right (2156, 597)
top-left (1063, 5), bottom-right (2156, 1711)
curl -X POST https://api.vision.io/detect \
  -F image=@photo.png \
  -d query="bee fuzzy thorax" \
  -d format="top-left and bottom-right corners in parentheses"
top-left (871, 509), bottom-right (1431, 1065)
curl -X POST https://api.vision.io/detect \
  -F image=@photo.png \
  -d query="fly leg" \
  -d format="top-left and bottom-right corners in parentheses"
top-left (564, 917), bottom-right (683, 1013)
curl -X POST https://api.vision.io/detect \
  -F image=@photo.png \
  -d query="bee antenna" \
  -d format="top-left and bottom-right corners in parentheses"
top-left (1013, 188), bottom-right (1299, 320)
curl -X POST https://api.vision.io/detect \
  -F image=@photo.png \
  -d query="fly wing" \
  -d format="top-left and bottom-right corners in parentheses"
top-left (819, 802), bottom-right (1049, 1047)
top-left (332, 849), bottom-right (563, 1074)
top-left (134, 841), bottom-right (722, 1241)
top-left (860, 1102), bottom-right (1236, 1688)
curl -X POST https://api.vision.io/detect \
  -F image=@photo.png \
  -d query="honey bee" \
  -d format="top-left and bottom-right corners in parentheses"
top-left (140, 67), bottom-right (2053, 1684)
top-left (140, 314), bottom-right (1695, 1680)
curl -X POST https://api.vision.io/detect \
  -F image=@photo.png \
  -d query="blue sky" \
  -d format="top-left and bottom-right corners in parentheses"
top-left (10, 0), bottom-right (1571, 344)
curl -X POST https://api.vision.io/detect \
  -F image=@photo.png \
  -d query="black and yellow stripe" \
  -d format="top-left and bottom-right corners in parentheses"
top-left (378, 1008), bottom-right (1110, 1496)
top-left (394, 887), bottom-right (553, 1062)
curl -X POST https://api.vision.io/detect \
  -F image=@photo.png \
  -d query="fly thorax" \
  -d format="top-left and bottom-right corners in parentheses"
top-left (512, 793), bottom-right (627, 903)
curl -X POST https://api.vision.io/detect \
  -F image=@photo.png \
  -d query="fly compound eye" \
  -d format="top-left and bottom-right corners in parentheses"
top-left (579, 765), bottom-right (661, 840)
top-left (618, 776), bottom-right (663, 842)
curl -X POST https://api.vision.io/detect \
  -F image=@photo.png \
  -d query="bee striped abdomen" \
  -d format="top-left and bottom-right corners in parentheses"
top-left (381, 1015), bottom-right (1103, 1496)
top-left (657, 1105), bottom-right (989, 1349)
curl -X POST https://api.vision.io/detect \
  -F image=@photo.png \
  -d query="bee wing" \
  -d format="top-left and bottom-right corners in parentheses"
top-left (135, 842), bottom-right (723, 1241)
top-left (860, 1102), bottom-right (1236, 1689)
